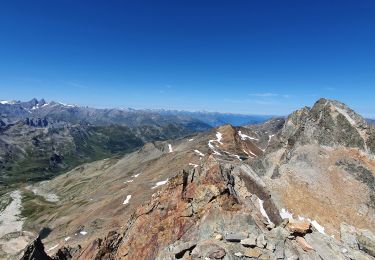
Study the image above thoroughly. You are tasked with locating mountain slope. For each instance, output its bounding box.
[2,98,374,259]
[0,99,214,193]
[250,98,375,236]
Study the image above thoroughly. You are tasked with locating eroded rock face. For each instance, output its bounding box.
[279,98,373,151]
[258,99,375,236]
[19,98,375,260]
[27,155,372,259]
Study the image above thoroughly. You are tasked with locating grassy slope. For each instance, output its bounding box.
[0,125,144,195]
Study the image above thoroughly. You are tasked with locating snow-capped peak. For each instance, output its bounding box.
[0,100,17,105]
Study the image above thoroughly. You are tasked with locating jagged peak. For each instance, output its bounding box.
[311,98,367,128]
[280,98,372,152]
[29,98,39,104]
[216,124,236,134]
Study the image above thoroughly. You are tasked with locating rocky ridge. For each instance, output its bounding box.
[27,156,374,259]
[15,98,375,259]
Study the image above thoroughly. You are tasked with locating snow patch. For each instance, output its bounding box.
[263,134,275,151]
[207,132,225,155]
[80,231,87,235]
[46,244,59,252]
[280,208,294,220]
[238,131,259,141]
[311,220,325,234]
[125,180,133,183]
[208,140,221,155]
[188,138,194,141]
[0,100,16,105]
[222,151,242,160]
[64,236,71,241]
[58,102,76,107]
[258,198,273,224]
[194,150,204,157]
[216,132,223,144]
[151,179,169,189]
[168,144,173,153]
[31,104,39,110]
[279,208,325,234]
[189,163,198,168]
[133,174,140,178]
[243,149,256,157]
[123,195,132,205]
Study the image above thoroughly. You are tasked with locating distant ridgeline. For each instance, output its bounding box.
[0,98,270,192]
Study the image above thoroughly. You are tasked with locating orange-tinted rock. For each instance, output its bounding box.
[244,248,262,258]
[287,219,311,234]
[296,236,314,251]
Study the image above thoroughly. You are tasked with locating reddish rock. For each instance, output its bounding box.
[287,219,311,234]
[296,236,314,251]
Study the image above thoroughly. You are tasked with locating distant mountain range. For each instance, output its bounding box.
[0,98,272,127]
[0,98,272,191]
[12,98,375,260]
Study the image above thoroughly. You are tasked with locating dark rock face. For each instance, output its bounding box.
[21,236,52,260]
[279,98,373,152]
[25,117,49,127]
[49,153,64,168]
[53,246,81,260]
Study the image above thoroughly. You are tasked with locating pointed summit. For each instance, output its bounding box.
[39,98,47,106]
[280,98,372,152]
[310,98,368,128]
[30,98,38,104]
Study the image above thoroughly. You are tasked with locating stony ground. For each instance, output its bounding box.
[5,98,375,259]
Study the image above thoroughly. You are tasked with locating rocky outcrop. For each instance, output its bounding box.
[279,98,374,152]
[17,98,375,260]
[21,236,52,260]
[25,155,373,259]
[257,99,375,236]
[287,219,311,234]
[25,117,49,127]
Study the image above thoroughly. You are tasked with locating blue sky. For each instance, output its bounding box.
[0,1,374,117]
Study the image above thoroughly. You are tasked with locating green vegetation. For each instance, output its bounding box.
[0,124,144,189]
[21,190,58,224]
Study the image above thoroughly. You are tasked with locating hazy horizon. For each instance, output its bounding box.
[5,97,375,119]
[1,1,375,117]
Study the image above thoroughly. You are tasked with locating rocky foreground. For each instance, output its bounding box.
[20,99,375,259]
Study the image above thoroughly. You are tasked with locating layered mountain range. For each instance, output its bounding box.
[0,98,374,259]
[0,99,268,127]
[0,99,270,195]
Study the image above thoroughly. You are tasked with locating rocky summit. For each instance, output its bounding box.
[0,98,374,259]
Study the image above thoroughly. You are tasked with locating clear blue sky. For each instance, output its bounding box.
[1,1,374,117]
